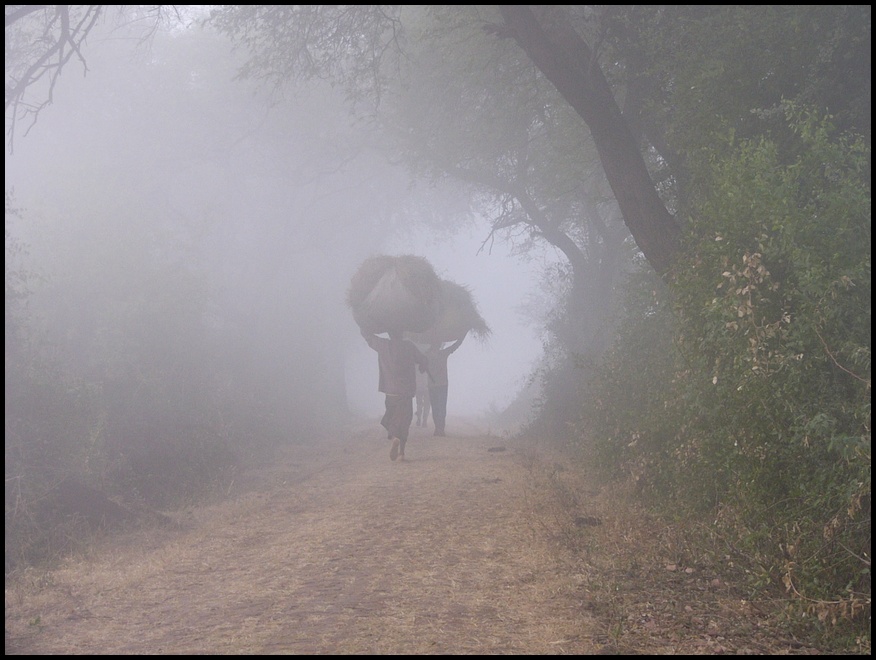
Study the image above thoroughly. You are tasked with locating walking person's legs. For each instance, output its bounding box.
[397,396,414,460]
[429,385,448,436]
[383,395,414,461]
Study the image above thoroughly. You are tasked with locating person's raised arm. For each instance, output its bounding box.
[415,347,428,372]
[361,328,379,350]
[447,332,466,355]
[416,348,435,383]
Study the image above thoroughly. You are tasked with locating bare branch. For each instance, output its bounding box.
[5,5,107,151]
[813,324,871,389]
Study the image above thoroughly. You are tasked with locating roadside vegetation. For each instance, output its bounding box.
[526,107,870,649]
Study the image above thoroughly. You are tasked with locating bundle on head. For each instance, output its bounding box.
[347,255,442,334]
[406,278,491,345]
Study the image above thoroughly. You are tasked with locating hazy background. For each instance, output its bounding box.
[5,16,555,441]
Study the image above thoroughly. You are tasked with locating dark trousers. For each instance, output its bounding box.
[381,395,414,450]
[429,384,448,432]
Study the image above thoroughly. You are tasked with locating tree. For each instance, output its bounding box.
[4,5,189,152]
[208,5,683,277]
[593,6,871,199]
[378,6,632,359]
[9,6,870,278]
[207,5,641,380]
[492,6,681,276]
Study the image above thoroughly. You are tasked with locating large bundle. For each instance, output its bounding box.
[347,254,442,334]
[407,278,491,345]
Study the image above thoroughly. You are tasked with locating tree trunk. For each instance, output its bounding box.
[497,5,681,276]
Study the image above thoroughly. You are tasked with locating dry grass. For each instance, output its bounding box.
[514,439,860,655]
[407,279,491,345]
[5,421,859,654]
[347,254,440,308]
[347,254,441,334]
[5,421,596,654]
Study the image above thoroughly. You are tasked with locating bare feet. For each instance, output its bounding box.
[398,453,405,462]
[390,438,400,461]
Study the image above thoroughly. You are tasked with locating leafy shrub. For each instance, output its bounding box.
[582,106,870,638]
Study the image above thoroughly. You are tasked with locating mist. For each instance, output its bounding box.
[7,8,870,646]
[5,16,549,459]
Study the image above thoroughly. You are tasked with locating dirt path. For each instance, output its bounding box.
[5,419,847,655]
[5,420,598,655]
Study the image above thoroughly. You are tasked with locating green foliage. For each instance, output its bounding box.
[580,107,870,639]
[677,107,870,627]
